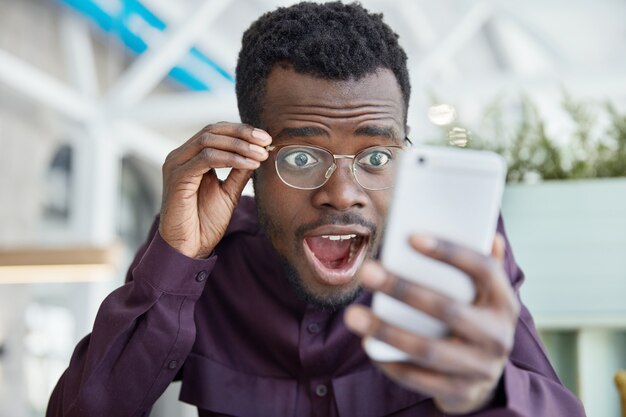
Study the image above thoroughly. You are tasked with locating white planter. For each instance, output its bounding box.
[501,177,626,329]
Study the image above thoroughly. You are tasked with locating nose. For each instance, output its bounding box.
[311,159,369,211]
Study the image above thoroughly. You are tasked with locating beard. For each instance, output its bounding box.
[253,189,379,312]
[276,253,364,312]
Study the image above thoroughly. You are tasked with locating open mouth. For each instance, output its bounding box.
[303,229,370,286]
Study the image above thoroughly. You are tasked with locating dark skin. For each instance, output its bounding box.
[159,65,520,414]
[253,66,403,306]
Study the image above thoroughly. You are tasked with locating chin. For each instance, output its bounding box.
[279,256,364,312]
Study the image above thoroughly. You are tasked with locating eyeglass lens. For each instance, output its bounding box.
[274,145,400,190]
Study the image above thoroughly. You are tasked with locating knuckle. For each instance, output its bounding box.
[204,121,227,132]
[162,152,177,173]
[462,253,497,287]
[404,369,424,390]
[370,318,388,341]
[236,123,246,134]
[485,256,499,272]
[388,276,410,301]
[200,147,215,160]
[480,256,500,278]
[438,299,461,323]
[198,133,212,147]
[384,363,413,389]
[489,334,511,357]
[434,240,455,263]
[165,149,177,161]
[410,339,437,365]
[405,283,425,303]
[203,122,217,132]
[236,123,251,136]
[474,360,500,381]
[231,136,248,153]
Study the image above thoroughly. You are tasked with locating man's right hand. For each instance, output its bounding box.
[159,122,272,258]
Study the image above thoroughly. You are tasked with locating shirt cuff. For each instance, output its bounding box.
[131,231,217,297]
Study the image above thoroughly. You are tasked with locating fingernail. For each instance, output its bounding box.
[249,144,268,158]
[411,235,438,251]
[345,308,371,333]
[361,262,386,288]
[245,158,261,168]
[252,128,272,143]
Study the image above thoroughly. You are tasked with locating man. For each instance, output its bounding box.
[47,2,585,416]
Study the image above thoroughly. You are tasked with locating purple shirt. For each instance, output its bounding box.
[47,196,585,417]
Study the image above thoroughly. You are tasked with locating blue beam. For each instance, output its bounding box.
[56,0,235,92]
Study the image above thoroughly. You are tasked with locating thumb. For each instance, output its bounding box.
[491,233,506,265]
[222,168,254,202]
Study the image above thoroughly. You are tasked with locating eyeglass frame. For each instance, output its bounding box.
[263,140,410,191]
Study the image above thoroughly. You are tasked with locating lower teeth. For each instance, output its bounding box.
[348,237,362,262]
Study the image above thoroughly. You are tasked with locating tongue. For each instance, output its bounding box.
[305,237,351,262]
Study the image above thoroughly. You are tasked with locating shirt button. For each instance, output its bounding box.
[195,270,208,282]
[307,323,321,334]
[167,360,179,369]
[315,384,328,397]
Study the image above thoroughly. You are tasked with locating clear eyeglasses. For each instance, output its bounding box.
[265,144,404,190]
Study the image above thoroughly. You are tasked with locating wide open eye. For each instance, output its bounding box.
[281,150,320,169]
[357,148,392,170]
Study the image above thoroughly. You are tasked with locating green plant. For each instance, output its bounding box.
[433,94,626,183]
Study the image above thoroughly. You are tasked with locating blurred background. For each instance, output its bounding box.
[0,0,625,416]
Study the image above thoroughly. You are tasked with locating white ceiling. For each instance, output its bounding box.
[137,0,626,136]
[2,0,625,163]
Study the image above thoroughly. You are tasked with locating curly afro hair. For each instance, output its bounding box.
[235,1,411,127]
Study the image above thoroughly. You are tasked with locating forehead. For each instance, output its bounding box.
[260,66,405,136]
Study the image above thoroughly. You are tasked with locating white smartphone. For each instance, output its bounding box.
[364,145,507,362]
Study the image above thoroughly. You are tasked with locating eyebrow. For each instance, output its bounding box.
[276,125,401,142]
[354,125,401,142]
[275,126,329,140]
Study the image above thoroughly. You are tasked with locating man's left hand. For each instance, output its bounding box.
[344,234,520,414]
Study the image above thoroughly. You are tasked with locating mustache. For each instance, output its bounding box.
[295,212,378,240]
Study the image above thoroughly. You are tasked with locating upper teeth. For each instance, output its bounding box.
[321,234,357,241]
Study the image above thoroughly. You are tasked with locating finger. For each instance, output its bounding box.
[173,132,270,168]
[222,168,254,202]
[409,235,511,305]
[378,362,493,414]
[491,233,505,266]
[195,133,269,161]
[356,261,516,350]
[345,306,502,379]
[206,122,272,146]
[484,233,518,313]
[357,261,461,326]
[376,361,470,405]
[166,123,272,167]
[173,148,260,180]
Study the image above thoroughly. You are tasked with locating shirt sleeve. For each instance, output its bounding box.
[467,217,586,416]
[46,217,217,417]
